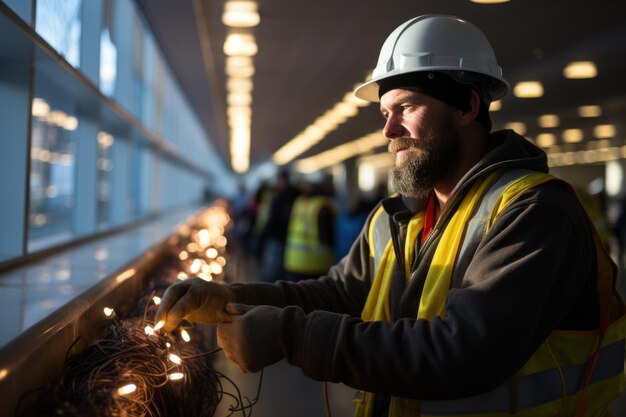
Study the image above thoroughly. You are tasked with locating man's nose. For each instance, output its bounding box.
[382,114,404,139]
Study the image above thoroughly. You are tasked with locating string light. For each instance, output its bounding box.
[181,328,191,342]
[117,383,137,396]
[20,201,252,417]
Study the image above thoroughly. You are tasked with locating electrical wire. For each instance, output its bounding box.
[15,204,261,417]
[323,381,333,417]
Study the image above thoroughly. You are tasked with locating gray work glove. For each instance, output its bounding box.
[217,303,304,373]
[155,277,234,331]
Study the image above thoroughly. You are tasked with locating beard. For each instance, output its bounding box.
[389,112,460,198]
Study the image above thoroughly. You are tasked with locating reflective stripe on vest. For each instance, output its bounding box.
[284,195,335,274]
[357,169,626,417]
[419,340,624,415]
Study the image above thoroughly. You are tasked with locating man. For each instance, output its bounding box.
[156,15,626,416]
[258,169,300,282]
[283,180,336,281]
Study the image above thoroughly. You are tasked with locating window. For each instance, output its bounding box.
[28,93,77,250]
[96,131,114,227]
[35,0,82,68]
[99,0,117,96]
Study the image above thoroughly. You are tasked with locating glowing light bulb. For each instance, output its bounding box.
[118,383,137,395]
[180,329,191,342]
[144,326,155,336]
[166,342,171,349]
[190,259,202,274]
[152,296,161,305]
[154,320,165,331]
[168,372,184,381]
[103,307,114,317]
[169,353,182,364]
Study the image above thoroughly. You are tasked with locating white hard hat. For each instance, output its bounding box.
[354,14,510,103]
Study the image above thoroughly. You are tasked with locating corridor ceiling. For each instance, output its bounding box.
[136,0,626,175]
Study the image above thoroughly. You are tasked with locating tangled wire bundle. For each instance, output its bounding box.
[22,300,259,417]
[19,202,261,417]
[52,319,220,417]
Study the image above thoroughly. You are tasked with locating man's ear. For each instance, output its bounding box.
[459,90,481,127]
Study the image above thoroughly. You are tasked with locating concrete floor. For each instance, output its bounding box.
[212,353,626,417]
[213,355,355,417]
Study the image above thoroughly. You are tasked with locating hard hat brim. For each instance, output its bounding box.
[355,68,509,103]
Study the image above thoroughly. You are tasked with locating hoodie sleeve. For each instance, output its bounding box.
[281,182,599,400]
[229,204,380,316]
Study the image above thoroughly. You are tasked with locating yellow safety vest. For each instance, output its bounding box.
[284,195,336,274]
[357,169,626,417]
[253,188,275,234]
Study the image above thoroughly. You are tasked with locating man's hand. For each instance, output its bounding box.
[155,277,234,331]
[217,303,286,373]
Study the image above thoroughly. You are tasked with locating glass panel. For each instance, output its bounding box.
[28,93,77,249]
[96,131,114,227]
[35,0,82,67]
[99,0,117,96]
[2,0,33,23]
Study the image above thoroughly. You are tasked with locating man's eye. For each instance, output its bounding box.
[381,112,389,120]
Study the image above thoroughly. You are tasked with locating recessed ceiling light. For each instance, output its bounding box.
[225,65,255,78]
[227,92,252,106]
[223,33,258,56]
[594,124,616,139]
[222,1,260,28]
[227,78,253,93]
[563,129,584,143]
[536,133,556,148]
[578,105,602,118]
[538,114,560,128]
[563,61,597,79]
[489,100,502,112]
[513,81,544,98]
[226,56,253,68]
[504,122,526,135]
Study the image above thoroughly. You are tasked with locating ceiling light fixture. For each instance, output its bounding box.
[295,131,387,174]
[223,33,258,56]
[504,122,526,135]
[513,81,544,98]
[222,1,260,28]
[538,114,560,128]
[536,133,556,148]
[578,105,602,118]
[594,124,616,139]
[227,78,254,93]
[562,129,583,143]
[489,100,502,112]
[227,92,252,106]
[563,61,597,79]
[273,80,371,166]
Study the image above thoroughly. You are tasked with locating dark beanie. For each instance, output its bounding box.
[377,72,492,131]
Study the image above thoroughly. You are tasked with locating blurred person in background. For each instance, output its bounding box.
[283,179,336,281]
[258,170,299,282]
